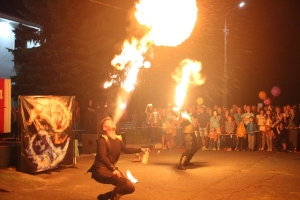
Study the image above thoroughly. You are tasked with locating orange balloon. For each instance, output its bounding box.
[197,97,203,105]
[258,91,267,100]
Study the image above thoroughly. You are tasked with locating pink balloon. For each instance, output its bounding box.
[264,98,272,106]
[271,86,281,97]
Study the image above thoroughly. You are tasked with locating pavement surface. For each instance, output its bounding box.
[1,147,300,200]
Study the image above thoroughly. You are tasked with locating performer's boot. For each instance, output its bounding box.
[97,191,113,200]
[177,155,187,170]
[111,193,122,200]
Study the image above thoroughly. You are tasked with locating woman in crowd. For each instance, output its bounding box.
[265,110,274,151]
[287,108,298,152]
[210,110,221,150]
[256,109,265,150]
[276,122,289,152]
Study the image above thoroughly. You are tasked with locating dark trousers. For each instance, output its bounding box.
[93,171,135,198]
[256,131,262,149]
[237,137,246,150]
[179,133,199,165]
[224,135,234,148]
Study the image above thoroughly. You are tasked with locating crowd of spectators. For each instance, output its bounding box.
[140,103,300,152]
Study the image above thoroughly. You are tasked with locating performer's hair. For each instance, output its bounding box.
[99,117,112,132]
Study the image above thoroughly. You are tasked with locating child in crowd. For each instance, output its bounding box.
[246,116,257,151]
[163,118,175,150]
[236,121,246,151]
[224,116,235,151]
[209,127,217,150]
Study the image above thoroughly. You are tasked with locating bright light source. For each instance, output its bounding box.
[120,103,127,110]
[239,2,245,8]
[0,22,13,37]
[143,61,151,69]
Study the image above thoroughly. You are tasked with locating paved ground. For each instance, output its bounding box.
[1,148,300,200]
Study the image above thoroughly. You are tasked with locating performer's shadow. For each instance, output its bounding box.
[152,161,209,169]
[184,162,209,169]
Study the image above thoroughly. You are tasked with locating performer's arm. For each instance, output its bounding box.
[120,140,144,154]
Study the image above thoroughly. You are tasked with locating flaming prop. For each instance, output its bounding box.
[127,170,138,183]
[104,0,198,122]
[173,59,205,109]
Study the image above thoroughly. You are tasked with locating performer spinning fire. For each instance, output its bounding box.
[177,111,199,170]
[87,117,147,200]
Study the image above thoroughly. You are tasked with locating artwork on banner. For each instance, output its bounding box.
[19,96,75,173]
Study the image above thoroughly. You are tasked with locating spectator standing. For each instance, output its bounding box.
[197,105,210,150]
[163,118,175,150]
[224,116,235,151]
[145,104,153,142]
[242,105,254,149]
[74,100,81,130]
[84,99,97,134]
[287,108,299,152]
[276,122,289,152]
[209,127,217,150]
[273,106,283,150]
[210,110,221,150]
[148,107,162,143]
[256,109,265,150]
[160,108,168,149]
[234,107,243,124]
[236,121,246,151]
[265,110,274,151]
[145,104,153,126]
[246,116,257,151]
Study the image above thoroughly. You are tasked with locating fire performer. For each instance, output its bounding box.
[177,111,199,170]
[87,117,147,200]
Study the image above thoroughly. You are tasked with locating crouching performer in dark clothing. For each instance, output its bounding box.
[87,117,147,200]
[177,112,199,170]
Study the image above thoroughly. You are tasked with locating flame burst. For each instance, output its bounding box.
[127,170,138,183]
[109,0,198,92]
[135,0,198,47]
[105,0,198,123]
[173,59,205,109]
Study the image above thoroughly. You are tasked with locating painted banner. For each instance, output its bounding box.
[0,78,11,133]
[19,95,75,173]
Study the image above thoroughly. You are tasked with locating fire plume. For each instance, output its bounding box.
[135,0,198,47]
[110,0,198,92]
[106,0,198,123]
[173,59,205,109]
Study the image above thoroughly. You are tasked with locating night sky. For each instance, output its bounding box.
[1,0,300,108]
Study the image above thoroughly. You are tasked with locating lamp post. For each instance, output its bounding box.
[223,2,245,108]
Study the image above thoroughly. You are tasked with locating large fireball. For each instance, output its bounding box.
[135,0,198,47]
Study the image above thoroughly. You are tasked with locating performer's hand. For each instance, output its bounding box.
[141,148,150,154]
[113,170,121,178]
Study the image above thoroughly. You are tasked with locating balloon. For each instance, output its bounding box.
[196,97,203,105]
[264,97,272,106]
[258,91,267,100]
[271,86,281,97]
